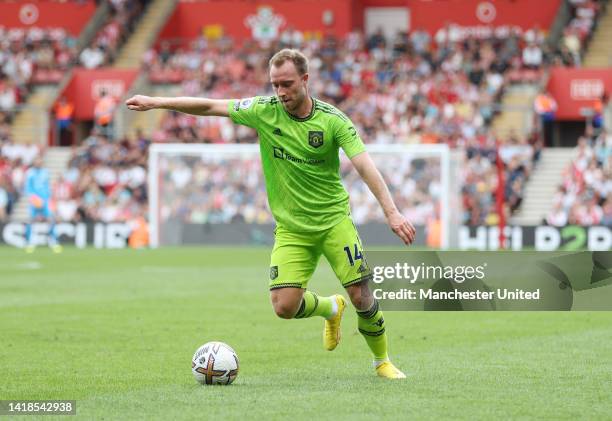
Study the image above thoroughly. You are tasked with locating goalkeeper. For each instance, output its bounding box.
[126,49,416,379]
[24,157,61,253]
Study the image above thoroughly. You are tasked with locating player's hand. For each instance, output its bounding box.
[125,95,158,111]
[386,210,416,246]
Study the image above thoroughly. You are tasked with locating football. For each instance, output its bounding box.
[191,341,239,385]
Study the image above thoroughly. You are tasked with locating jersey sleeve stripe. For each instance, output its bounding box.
[314,106,349,122]
[314,100,350,121]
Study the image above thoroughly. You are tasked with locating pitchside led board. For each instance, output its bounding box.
[367,251,612,311]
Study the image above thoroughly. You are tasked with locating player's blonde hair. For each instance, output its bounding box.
[269,49,309,75]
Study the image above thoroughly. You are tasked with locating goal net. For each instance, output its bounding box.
[148,143,459,248]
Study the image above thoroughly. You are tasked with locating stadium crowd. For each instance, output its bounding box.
[0,24,77,103]
[157,154,441,227]
[146,28,519,145]
[342,156,442,226]
[51,129,149,223]
[461,131,540,225]
[556,0,602,66]
[1,2,608,228]
[159,156,269,225]
[144,23,560,225]
[0,17,81,221]
[0,0,149,134]
[79,0,149,69]
[0,0,150,98]
[0,135,42,222]
[0,0,151,222]
[546,128,612,226]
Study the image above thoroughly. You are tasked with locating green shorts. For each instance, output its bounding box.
[269,216,373,290]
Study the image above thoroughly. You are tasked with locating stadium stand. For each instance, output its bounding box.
[155,154,441,226]
[0,25,77,89]
[546,127,611,226]
[2,0,608,230]
[0,135,42,222]
[559,0,601,66]
[42,2,609,227]
[79,0,149,69]
[53,129,148,223]
[143,26,551,225]
[1,0,154,221]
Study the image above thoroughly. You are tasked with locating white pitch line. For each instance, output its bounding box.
[14,261,43,270]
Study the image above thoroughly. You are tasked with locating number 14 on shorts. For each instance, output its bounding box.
[343,243,363,266]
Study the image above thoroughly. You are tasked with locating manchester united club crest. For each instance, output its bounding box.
[308,131,324,148]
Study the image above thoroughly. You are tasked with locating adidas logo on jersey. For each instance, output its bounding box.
[273,128,283,136]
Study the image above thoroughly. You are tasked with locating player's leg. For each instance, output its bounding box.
[269,227,337,321]
[43,204,62,253]
[344,280,387,361]
[345,281,405,378]
[270,287,304,319]
[25,205,39,253]
[322,216,405,378]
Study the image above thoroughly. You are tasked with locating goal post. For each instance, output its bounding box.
[148,143,458,249]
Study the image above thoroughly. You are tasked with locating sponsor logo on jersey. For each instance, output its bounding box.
[308,131,324,148]
[273,128,283,136]
[272,147,325,165]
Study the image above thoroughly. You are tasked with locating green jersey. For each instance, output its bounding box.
[228,96,366,232]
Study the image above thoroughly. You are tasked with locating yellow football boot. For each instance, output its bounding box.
[324,295,346,351]
[376,361,407,379]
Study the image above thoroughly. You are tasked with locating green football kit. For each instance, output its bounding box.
[227,96,391,370]
[227,96,373,290]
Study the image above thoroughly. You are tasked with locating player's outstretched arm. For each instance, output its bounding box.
[125,95,231,117]
[350,151,416,246]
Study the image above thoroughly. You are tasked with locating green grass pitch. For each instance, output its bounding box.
[1,247,611,420]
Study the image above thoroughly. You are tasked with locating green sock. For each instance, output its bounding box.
[357,299,389,362]
[294,291,334,319]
